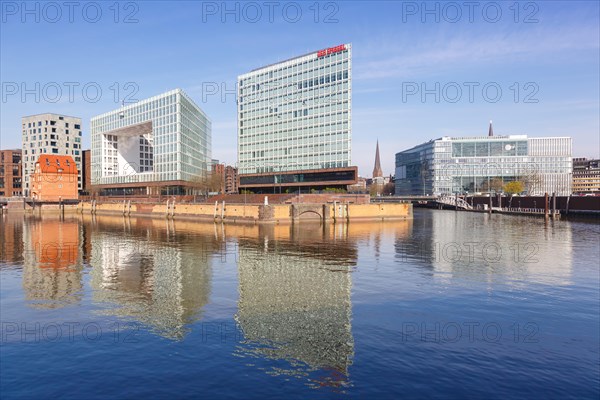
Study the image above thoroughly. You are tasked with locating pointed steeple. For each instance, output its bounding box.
[373,140,383,178]
[488,120,494,137]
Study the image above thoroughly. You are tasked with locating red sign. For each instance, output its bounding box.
[317,44,346,58]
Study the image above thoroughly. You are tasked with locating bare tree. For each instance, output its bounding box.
[521,171,544,195]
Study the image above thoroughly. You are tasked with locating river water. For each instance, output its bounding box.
[1,210,598,398]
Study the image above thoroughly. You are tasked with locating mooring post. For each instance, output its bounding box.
[455,193,458,211]
[332,201,337,223]
[552,192,557,219]
[544,192,549,219]
[488,195,492,214]
[345,202,350,223]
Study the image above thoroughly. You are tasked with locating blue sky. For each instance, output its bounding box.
[1,0,598,176]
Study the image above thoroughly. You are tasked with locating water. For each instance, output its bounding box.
[1,210,598,399]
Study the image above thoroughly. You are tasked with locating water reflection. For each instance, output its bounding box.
[0,214,25,264]
[21,215,84,309]
[395,210,573,285]
[234,223,356,389]
[85,215,215,340]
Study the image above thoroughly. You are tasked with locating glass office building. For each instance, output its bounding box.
[237,44,355,192]
[395,135,572,196]
[91,89,211,195]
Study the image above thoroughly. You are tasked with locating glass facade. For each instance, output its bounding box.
[91,89,211,189]
[237,44,352,174]
[395,136,572,196]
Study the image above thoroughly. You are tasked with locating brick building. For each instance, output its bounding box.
[0,149,22,197]
[82,149,91,194]
[30,155,79,201]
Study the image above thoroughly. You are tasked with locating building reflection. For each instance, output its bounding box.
[395,210,574,285]
[234,222,356,389]
[0,214,25,264]
[84,215,216,340]
[21,215,83,309]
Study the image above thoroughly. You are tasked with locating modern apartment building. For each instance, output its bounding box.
[237,44,356,193]
[90,89,211,196]
[572,158,600,194]
[395,127,572,196]
[0,149,22,197]
[21,113,83,196]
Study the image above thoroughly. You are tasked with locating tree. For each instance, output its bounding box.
[521,171,544,195]
[504,181,524,195]
[369,182,383,197]
[481,177,504,193]
[189,171,222,195]
[383,182,395,195]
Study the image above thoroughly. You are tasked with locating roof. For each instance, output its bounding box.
[21,113,82,120]
[34,154,78,174]
[241,43,352,76]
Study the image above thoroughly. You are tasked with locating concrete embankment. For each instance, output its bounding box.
[76,201,412,224]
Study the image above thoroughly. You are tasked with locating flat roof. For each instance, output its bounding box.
[240,43,351,78]
[22,113,81,120]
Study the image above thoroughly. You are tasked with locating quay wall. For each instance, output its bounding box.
[75,201,412,223]
[468,195,599,214]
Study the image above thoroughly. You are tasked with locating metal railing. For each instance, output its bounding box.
[437,195,473,210]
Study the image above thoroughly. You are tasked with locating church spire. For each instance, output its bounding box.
[373,140,383,178]
[488,120,494,137]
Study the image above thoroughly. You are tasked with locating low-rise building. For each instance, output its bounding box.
[30,155,78,201]
[395,124,572,196]
[0,149,22,197]
[572,158,600,194]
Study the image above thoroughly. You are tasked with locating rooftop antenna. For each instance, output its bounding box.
[119,99,125,119]
[488,120,494,137]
